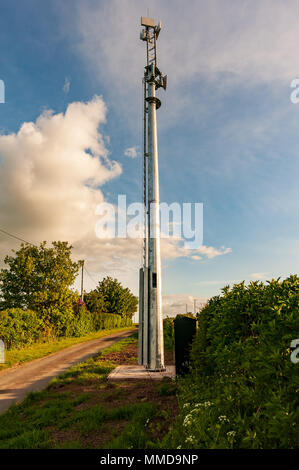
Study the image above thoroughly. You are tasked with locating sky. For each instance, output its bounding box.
[1,0,299,317]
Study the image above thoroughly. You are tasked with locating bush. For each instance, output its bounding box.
[0,309,44,349]
[34,289,78,338]
[176,313,197,320]
[162,276,299,449]
[0,241,79,312]
[163,317,174,351]
[0,305,133,350]
[0,242,135,349]
[83,290,105,314]
[92,312,132,330]
[95,277,138,319]
[69,304,94,337]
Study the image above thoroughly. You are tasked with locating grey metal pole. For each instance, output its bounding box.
[147,72,164,371]
[138,16,167,371]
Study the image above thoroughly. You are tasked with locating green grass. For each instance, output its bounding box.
[0,331,176,449]
[156,382,177,397]
[106,402,158,449]
[0,326,136,372]
[0,334,148,449]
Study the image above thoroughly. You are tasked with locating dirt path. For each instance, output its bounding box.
[0,329,137,415]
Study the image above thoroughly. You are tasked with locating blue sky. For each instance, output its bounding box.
[1,0,299,315]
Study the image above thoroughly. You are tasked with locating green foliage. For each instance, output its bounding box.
[0,335,139,449]
[92,312,132,330]
[156,382,177,397]
[0,241,80,338]
[176,313,197,320]
[0,243,134,350]
[0,241,79,311]
[68,305,94,337]
[95,277,138,319]
[163,317,174,351]
[0,309,44,348]
[83,290,105,314]
[163,276,299,449]
[0,327,134,371]
[107,403,158,449]
[0,307,132,350]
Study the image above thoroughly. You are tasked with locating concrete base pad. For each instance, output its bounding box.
[108,365,175,381]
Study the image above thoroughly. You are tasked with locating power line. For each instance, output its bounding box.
[0,227,38,247]
[0,226,99,289]
[84,266,98,288]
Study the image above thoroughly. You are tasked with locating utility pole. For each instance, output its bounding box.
[138,16,167,371]
[194,299,196,315]
[80,260,84,302]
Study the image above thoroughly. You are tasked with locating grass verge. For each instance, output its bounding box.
[0,327,136,372]
[0,333,177,449]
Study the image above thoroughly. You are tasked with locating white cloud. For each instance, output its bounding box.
[75,0,299,126]
[162,294,209,317]
[0,97,230,296]
[0,96,124,275]
[161,237,231,260]
[63,77,70,94]
[124,146,139,158]
[251,272,270,280]
[196,279,241,286]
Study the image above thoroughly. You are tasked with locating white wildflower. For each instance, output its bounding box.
[185,435,196,444]
[203,401,213,408]
[183,414,193,427]
[218,415,229,423]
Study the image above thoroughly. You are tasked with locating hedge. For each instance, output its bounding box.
[162,276,299,449]
[92,312,132,331]
[163,317,174,351]
[0,309,44,349]
[0,307,133,350]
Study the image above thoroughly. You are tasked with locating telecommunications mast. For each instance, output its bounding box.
[138,16,167,371]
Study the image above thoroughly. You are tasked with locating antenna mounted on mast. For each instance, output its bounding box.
[138,15,167,372]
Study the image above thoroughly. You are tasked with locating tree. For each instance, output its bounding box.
[0,242,80,334]
[83,290,105,314]
[95,277,138,319]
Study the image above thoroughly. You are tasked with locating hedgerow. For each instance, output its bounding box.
[0,309,44,348]
[0,306,132,350]
[163,317,174,351]
[92,312,132,331]
[162,275,299,449]
[0,242,135,350]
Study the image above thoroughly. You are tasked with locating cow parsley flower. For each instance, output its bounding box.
[183,414,193,427]
[185,435,196,444]
[218,415,229,423]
